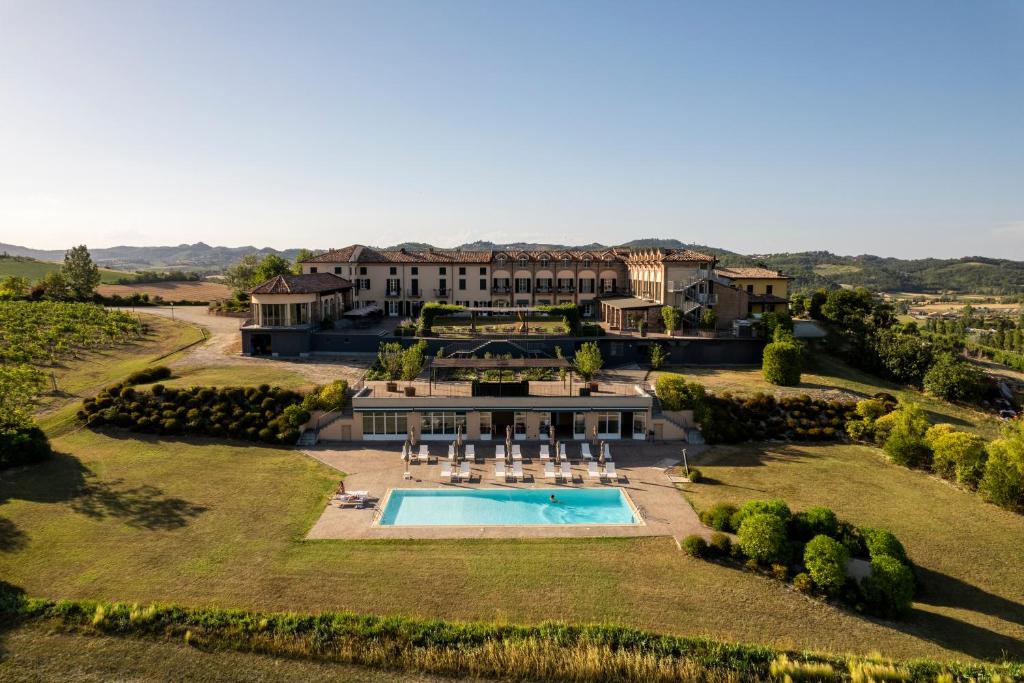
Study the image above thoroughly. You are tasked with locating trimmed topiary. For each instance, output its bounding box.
[699,502,738,532]
[803,535,849,595]
[762,339,803,386]
[730,499,791,531]
[737,513,788,564]
[860,527,908,563]
[682,535,709,558]
[708,532,731,557]
[862,555,915,618]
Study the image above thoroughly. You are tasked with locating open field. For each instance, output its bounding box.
[0,622,440,682]
[813,264,862,277]
[2,424,1022,662]
[655,354,1003,439]
[0,256,129,284]
[680,442,1024,662]
[97,280,232,302]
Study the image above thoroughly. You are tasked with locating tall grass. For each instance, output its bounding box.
[2,589,1020,683]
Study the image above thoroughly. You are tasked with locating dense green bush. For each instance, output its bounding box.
[803,535,849,595]
[979,422,1024,512]
[535,303,581,334]
[654,373,705,411]
[699,502,737,531]
[302,379,349,412]
[737,513,788,564]
[80,381,304,444]
[0,426,52,470]
[418,302,465,334]
[929,429,987,488]
[862,555,915,618]
[882,401,931,468]
[762,339,802,386]
[789,506,839,542]
[730,499,791,531]
[708,532,732,557]
[923,353,986,402]
[681,535,709,558]
[694,391,856,444]
[123,365,173,386]
[860,527,908,564]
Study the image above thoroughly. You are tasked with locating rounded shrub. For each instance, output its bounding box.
[862,555,915,618]
[682,535,709,558]
[708,532,732,557]
[737,513,788,564]
[730,499,791,531]
[792,572,814,594]
[860,527,908,563]
[762,339,803,386]
[699,502,738,532]
[803,535,849,595]
[790,506,838,542]
[687,468,703,483]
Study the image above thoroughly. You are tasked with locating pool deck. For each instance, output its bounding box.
[302,442,708,541]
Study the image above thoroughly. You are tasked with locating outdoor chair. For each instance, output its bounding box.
[494,460,506,481]
[539,444,550,461]
[581,443,592,460]
[560,461,572,482]
[587,461,601,479]
[458,461,471,482]
[544,461,556,480]
[512,461,524,481]
[440,462,452,480]
[603,462,618,482]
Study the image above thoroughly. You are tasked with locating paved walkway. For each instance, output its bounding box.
[303,442,707,541]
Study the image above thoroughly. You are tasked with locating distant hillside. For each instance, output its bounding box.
[0,255,131,284]
[0,242,304,274]
[3,240,1021,294]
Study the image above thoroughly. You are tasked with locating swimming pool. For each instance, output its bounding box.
[377,488,640,526]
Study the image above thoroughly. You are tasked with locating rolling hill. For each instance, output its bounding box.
[3,240,1021,295]
[0,255,132,284]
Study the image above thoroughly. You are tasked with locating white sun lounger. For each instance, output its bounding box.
[511,445,522,460]
[581,443,592,460]
[448,444,455,461]
[544,461,556,480]
[494,460,506,481]
[440,462,452,480]
[558,442,567,460]
[418,445,430,463]
[539,444,550,460]
[512,461,524,481]
[587,461,601,479]
[603,461,618,482]
[466,444,475,460]
[560,461,572,482]
[496,444,506,459]
[458,461,471,482]
[602,443,611,460]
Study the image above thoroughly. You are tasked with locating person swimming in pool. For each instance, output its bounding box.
[549,494,559,504]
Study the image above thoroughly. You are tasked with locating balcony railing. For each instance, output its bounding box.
[492,285,511,294]
[557,285,576,293]
[406,289,422,298]
[434,288,449,298]
[535,285,552,293]
[385,289,402,298]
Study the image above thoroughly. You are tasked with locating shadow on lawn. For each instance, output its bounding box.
[907,607,1024,661]
[915,565,1024,629]
[0,451,207,531]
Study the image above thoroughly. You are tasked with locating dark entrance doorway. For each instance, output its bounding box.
[252,334,272,356]
[553,412,574,439]
[491,411,514,439]
[621,411,634,439]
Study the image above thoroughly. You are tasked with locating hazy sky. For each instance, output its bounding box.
[1,1,1022,258]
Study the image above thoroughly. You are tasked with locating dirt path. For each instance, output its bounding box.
[124,306,372,386]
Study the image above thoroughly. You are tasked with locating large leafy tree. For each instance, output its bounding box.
[573,341,604,382]
[61,245,101,300]
[253,254,293,283]
[224,254,260,295]
[292,249,316,274]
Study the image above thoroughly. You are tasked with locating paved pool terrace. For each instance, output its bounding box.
[302,442,707,541]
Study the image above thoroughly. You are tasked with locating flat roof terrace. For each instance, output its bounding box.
[360,379,645,399]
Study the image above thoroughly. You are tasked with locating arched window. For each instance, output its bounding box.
[517,255,530,267]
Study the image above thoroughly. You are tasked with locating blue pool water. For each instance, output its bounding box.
[378,488,638,526]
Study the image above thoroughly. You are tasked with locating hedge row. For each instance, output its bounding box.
[691,500,916,619]
[79,381,305,444]
[694,391,860,444]
[0,584,1017,683]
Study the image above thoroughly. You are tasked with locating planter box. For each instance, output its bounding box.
[386,382,398,392]
[404,386,416,397]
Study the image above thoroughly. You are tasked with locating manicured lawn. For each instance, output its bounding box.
[155,363,315,392]
[656,354,1002,438]
[2,428,1022,662]
[682,442,1024,661]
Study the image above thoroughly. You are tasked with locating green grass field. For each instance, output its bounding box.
[655,354,1003,439]
[681,442,1024,662]
[4,314,1023,671]
[0,255,130,284]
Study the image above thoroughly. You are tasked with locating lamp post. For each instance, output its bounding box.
[169,302,175,321]
[681,448,689,478]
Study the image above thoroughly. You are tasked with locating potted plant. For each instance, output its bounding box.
[404,385,416,396]
[699,308,717,338]
[573,341,603,392]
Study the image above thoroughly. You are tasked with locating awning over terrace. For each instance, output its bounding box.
[598,296,662,310]
[343,304,383,317]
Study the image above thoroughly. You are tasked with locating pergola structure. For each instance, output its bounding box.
[444,306,557,335]
[598,297,662,331]
[427,356,575,394]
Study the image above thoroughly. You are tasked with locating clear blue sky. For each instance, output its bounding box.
[1,1,1022,258]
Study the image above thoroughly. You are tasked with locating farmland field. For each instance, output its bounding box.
[97,280,232,302]
[0,255,129,283]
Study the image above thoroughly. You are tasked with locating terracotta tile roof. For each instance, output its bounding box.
[662,249,716,262]
[300,246,360,263]
[301,244,625,264]
[716,266,791,280]
[250,273,352,295]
